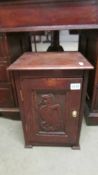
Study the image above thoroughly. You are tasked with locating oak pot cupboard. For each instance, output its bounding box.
[8,52,93,148]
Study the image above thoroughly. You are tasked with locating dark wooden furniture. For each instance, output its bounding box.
[8,52,93,148]
[0,0,98,32]
[0,0,98,125]
[79,31,98,125]
[0,32,31,117]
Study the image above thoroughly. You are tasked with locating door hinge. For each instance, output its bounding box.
[20,89,24,102]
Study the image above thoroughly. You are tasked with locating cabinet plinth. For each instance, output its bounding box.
[8,52,93,147]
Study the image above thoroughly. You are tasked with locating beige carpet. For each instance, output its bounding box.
[0,117,98,175]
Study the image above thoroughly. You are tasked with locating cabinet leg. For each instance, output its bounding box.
[85,103,98,125]
[71,145,80,150]
[25,144,33,148]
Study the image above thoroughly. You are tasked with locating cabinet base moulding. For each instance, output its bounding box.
[85,104,98,125]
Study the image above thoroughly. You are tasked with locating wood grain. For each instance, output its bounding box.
[8,52,94,71]
[0,1,98,32]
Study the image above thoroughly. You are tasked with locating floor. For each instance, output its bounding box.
[0,30,98,175]
[0,118,98,175]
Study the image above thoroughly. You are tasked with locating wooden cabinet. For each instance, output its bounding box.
[0,84,14,107]
[8,52,93,148]
[79,31,98,125]
[20,77,82,146]
[0,32,31,117]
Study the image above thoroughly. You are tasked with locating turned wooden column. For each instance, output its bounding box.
[47,31,64,52]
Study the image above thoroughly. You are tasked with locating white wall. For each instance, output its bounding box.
[31,30,79,52]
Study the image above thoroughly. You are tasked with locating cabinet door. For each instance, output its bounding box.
[0,63,8,82]
[0,34,8,60]
[0,84,15,107]
[21,78,82,146]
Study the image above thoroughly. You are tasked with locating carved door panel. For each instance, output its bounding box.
[21,78,82,145]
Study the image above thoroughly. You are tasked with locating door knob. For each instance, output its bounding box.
[72,110,78,118]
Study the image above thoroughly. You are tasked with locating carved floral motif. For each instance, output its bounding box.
[38,94,63,132]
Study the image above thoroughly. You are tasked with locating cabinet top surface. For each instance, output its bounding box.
[8,52,93,71]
